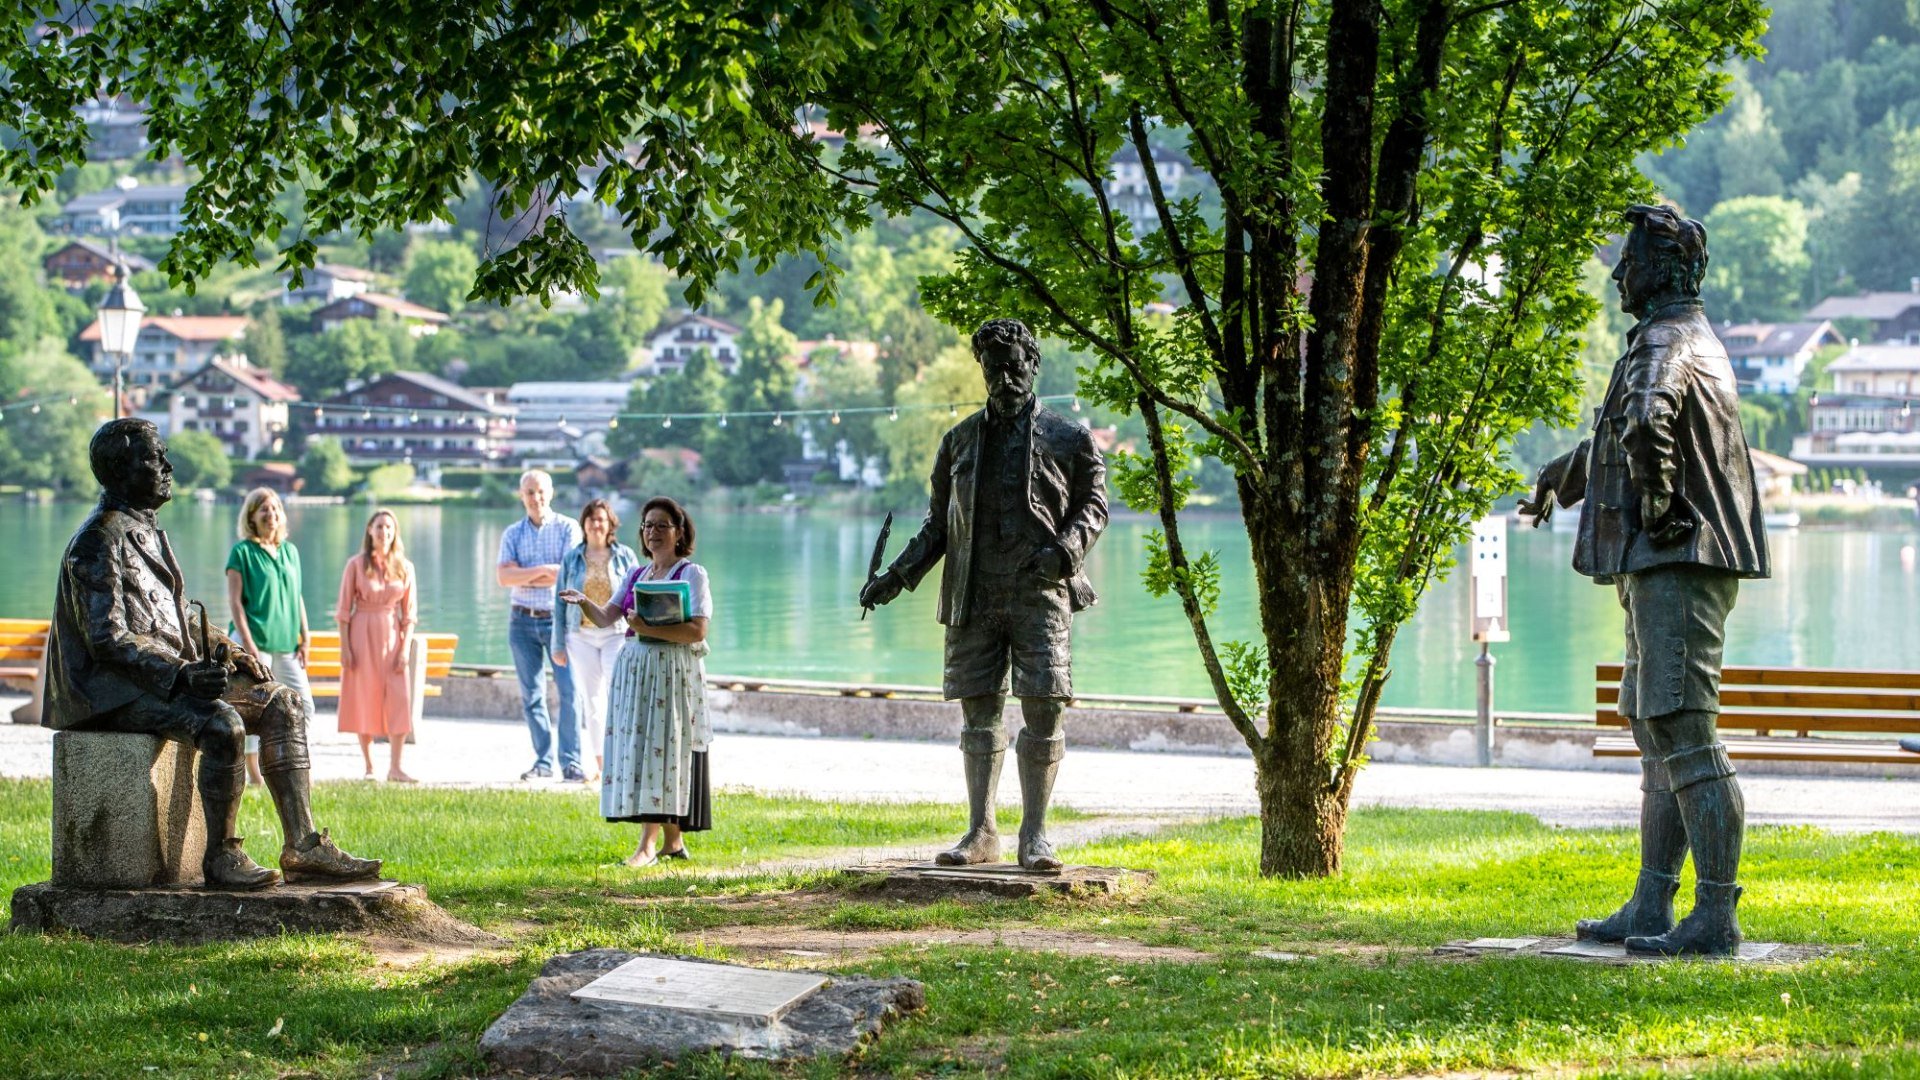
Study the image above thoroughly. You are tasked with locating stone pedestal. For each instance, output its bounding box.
[9,880,502,947]
[52,730,206,888]
[842,860,1153,900]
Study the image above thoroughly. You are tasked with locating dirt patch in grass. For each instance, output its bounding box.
[363,935,511,969]
[687,923,1212,963]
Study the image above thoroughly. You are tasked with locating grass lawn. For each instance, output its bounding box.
[0,778,1916,1078]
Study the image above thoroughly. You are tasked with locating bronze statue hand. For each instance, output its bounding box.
[859,569,904,609]
[1516,483,1554,528]
[231,645,269,682]
[179,660,230,701]
[1019,544,1068,580]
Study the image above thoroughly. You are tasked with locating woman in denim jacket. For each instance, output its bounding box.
[551,498,641,781]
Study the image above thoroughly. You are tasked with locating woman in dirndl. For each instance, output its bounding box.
[559,496,712,867]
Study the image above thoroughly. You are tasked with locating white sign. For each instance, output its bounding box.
[1470,514,1509,643]
[570,956,827,1025]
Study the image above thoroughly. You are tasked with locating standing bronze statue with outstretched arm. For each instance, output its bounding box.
[1519,205,1769,956]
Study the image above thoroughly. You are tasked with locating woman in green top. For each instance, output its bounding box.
[226,487,315,785]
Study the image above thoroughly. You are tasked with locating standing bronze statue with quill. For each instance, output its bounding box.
[859,319,1108,870]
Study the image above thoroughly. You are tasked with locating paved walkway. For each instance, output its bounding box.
[5,694,1919,832]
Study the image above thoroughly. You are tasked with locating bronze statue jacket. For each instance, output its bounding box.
[887,398,1109,626]
[44,496,222,728]
[1538,298,1770,584]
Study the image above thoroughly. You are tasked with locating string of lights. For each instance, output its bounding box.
[0,386,116,423]
[290,394,1085,428]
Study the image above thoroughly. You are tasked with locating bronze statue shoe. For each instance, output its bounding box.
[1576,868,1679,942]
[1017,830,1062,872]
[933,827,1001,866]
[203,837,281,890]
[280,828,382,884]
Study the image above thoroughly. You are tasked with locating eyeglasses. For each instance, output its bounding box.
[640,521,677,532]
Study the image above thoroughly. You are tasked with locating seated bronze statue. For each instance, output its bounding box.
[44,418,380,889]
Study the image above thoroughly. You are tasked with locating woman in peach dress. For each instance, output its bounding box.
[336,509,418,781]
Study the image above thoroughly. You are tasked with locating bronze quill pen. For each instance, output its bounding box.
[860,511,893,621]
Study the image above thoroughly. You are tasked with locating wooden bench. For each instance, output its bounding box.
[3,619,457,729]
[1595,662,1920,765]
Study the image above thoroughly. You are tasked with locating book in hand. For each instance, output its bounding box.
[629,580,693,626]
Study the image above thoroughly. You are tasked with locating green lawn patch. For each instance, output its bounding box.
[0,779,1915,1079]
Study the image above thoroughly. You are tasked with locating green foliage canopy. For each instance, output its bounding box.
[163,429,232,490]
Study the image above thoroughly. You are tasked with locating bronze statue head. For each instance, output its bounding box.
[972,318,1040,416]
[1614,204,1708,317]
[89,418,173,510]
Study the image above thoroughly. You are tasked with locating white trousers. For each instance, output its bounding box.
[566,624,627,763]
[245,651,315,756]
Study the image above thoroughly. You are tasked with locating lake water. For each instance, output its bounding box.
[4,501,1915,715]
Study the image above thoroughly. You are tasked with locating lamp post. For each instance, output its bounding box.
[97,259,146,419]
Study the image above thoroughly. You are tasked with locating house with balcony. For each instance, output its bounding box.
[55,181,191,236]
[1105,143,1198,235]
[78,313,251,408]
[642,312,741,374]
[1713,320,1843,394]
[42,239,154,291]
[1792,344,1920,468]
[282,263,378,307]
[1807,284,1920,345]
[312,292,451,336]
[311,371,515,467]
[507,381,632,461]
[137,357,300,460]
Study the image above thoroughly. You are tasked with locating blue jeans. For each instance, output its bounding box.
[509,610,579,772]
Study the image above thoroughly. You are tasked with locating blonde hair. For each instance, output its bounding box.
[236,488,288,545]
[360,509,411,582]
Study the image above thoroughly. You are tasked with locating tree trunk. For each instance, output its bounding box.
[1254,739,1347,877]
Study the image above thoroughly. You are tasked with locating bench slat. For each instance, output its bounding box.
[1595,735,1920,765]
[1596,709,1920,735]
[1598,685,1920,712]
[1597,663,1920,691]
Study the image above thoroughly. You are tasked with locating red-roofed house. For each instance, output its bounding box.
[311,371,515,466]
[313,292,452,336]
[78,313,251,407]
[137,357,301,459]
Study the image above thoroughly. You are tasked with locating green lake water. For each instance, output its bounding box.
[3,501,1915,715]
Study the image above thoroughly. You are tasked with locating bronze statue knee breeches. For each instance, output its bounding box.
[227,684,312,776]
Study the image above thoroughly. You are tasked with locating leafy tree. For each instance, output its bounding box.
[285,317,414,397]
[878,343,984,500]
[1,0,1767,876]
[802,342,886,474]
[402,238,480,315]
[1701,196,1812,322]
[1832,120,1920,291]
[595,255,671,359]
[164,429,232,490]
[242,305,289,376]
[0,338,105,491]
[296,436,353,495]
[608,347,726,458]
[876,305,962,402]
[705,299,800,486]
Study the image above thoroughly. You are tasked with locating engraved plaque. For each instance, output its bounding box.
[1463,937,1541,951]
[570,957,827,1025]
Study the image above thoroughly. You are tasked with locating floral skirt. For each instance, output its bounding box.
[602,637,710,825]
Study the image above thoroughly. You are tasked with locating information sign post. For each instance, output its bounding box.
[1470,515,1511,766]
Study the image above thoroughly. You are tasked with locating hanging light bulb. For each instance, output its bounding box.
[314,406,326,421]
[830,411,841,425]
[772,413,784,427]
[0,410,6,422]
[1904,400,1913,419]
[1071,397,1081,413]
[30,404,40,414]
[889,406,899,421]
[409,410,419,422]
[718,414,728,428]
[607,416,619,429]
[949,402,957,417]
[662,416,672,429]
[361,408,372,420]
[68,395,77,405]
[1809,392,1820,407]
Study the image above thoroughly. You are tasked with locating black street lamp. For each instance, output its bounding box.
[97,259,147,419]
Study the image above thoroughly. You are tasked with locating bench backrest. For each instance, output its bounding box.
[0,618,50,663]
[306,631,458,681]
[1596,662,1920,737]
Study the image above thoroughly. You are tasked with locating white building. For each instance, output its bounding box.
[1105,144,1195,235]
[507,381,632,461]
[642,312,741,374]
[78,313,251,407]
[137,358,300,460]
[281,264,378,306]
[55,180,191,236]
[1714,320,1844,395]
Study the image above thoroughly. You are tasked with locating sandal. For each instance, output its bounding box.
[387,772,418,784]
[660,847,691,861]
[622,851,658,868]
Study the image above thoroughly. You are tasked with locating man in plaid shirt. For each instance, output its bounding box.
[497,469,585,781]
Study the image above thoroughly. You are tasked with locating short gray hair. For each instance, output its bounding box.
[517,468,553,491]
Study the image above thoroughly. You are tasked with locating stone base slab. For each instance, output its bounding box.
[8,879,501,947]
[842,860,1153,900]
[1438,935,1829,964]
[480,949,923,1073]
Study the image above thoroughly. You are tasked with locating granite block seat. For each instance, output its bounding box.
[50,729,207,888]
